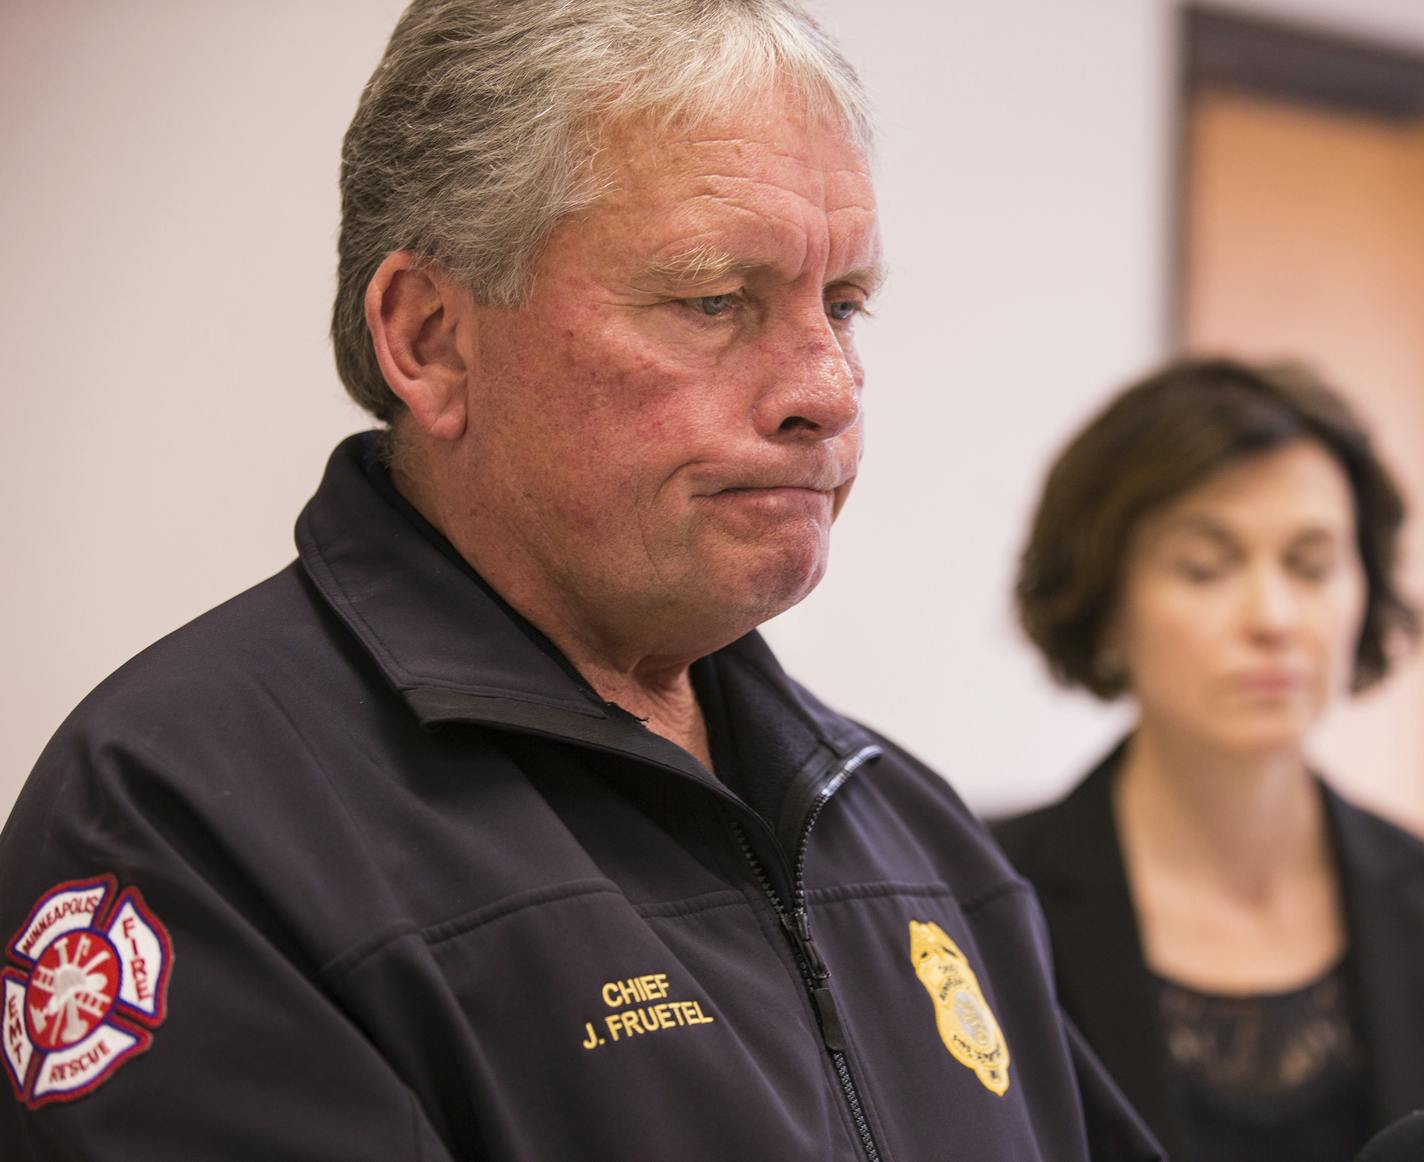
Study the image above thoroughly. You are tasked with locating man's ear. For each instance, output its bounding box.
[365,252,476,441]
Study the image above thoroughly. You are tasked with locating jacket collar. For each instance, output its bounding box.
[294,433,872,778]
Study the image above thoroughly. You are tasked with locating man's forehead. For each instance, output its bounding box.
[584,105,878,279]
[612,136,872,202]
[596,88,872,191]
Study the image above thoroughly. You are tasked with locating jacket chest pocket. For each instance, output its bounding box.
[342,885,867,1162]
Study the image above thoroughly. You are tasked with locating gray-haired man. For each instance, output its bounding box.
[0,3,1161,1158]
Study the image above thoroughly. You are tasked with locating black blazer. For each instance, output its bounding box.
[993,742,1424,1160]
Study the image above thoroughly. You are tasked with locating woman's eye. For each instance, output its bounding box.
[1175,560,1225,583]
[1289,556,1335,582]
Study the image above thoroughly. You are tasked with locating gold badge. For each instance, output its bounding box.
[909,920,1011,1096]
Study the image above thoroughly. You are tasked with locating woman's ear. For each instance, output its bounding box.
[365,252,476,441]
[1095,616,1129,692]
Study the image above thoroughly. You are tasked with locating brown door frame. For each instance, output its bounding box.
[1170,5,1424,347]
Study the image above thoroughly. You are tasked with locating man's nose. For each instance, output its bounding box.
[751,315,861,441]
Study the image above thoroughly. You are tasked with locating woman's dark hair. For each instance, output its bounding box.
[1016,356,1419,698]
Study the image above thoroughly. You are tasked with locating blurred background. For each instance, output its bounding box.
[2,0,1421,826]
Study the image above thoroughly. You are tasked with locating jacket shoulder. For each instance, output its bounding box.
[4,562,381,866]
[990,744,1126,890]
[990,789,1104,891]
[855,723,976,814]
[40,562,358,756]
[849,722,1036,895]
[1327,782,1424,886]
[990,800,1066,869]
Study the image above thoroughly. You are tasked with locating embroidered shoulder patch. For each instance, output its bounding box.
[909,919,1011,1096]
[3,875,174,1108]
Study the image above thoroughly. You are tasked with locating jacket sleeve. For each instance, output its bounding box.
[0,730,462,1162]
[1064,1013,1168,1162]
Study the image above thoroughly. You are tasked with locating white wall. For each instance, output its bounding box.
[5,0,1424,822]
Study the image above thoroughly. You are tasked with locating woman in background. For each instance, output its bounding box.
[994,358,1422,1162]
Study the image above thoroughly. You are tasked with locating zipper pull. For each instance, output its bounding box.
[810,984,847,1053]
[784,911,846,1052]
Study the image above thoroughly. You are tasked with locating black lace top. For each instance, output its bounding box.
[1155,959,1370,1162]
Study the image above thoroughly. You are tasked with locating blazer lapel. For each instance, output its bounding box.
[1326,786,1424,1130]
[1028,747,1184,1158]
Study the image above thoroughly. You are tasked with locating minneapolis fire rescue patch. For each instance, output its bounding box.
[2,875,173,1108]
[909,919,1011,1096]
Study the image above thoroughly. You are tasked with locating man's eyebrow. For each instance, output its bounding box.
[636,245,761,288]
[635,246,887,295]
[834,263,888,296]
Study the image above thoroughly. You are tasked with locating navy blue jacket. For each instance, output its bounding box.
[0,434,1162,1160]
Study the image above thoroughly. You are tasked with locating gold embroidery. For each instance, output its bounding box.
[909,920,1011,1096]
[580,971,715,1051]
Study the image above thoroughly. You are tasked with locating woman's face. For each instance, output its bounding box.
[1113,439,1367,757]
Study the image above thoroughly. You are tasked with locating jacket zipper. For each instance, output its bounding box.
[731,744,883,1162]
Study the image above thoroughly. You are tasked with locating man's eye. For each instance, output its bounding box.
[827,299,861,322]
[693,294,736,316]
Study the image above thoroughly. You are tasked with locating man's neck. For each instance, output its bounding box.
[578,660,713,770]
[390,449,717,769]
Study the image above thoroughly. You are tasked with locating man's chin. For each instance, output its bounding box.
[717,547,829,623]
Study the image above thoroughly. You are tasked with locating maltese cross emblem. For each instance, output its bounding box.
[3,875,174,1108]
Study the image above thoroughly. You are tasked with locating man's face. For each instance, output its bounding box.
[455,94,881,657]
